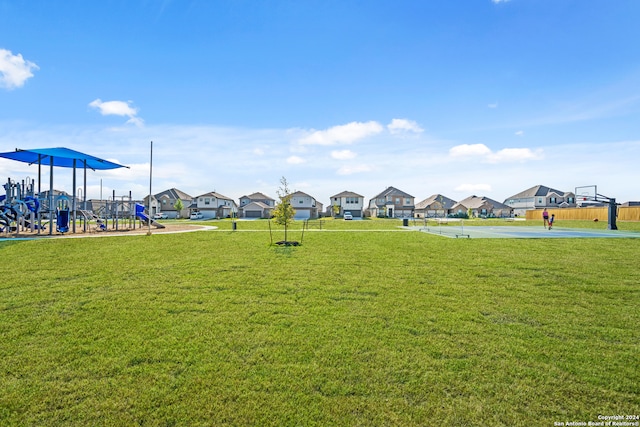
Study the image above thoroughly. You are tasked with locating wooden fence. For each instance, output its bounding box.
[525,207,640,222]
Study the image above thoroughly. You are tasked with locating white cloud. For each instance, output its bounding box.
[89,99,144,126]
[454,183,492,193]
[336,164,373,175]
[515,130,524,136]
[487,103,498,109]
[487,148,543,163]
[449,143,492,157]
[299,121,383,145]
[491,0,511,3]
[387,118,423,134]
[286,155,306,165]
[449,143,542,163]
[331,150,357,160]
[0,49,39,90]
[253,148,265,156]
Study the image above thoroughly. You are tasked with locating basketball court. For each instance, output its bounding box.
[414,224,640,239]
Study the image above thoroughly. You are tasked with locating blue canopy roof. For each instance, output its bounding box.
[0,147,128,170]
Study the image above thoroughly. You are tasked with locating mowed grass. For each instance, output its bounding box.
[1,222,638,426]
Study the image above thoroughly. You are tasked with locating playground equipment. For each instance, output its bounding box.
[56,195,70,234]
[0,147,129,236]
[0,175,158,237]
[1,177,42,235]
[135,203,166,229]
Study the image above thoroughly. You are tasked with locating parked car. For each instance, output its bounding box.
[153,213,168,219]
[343,212,353,220]
[190,211,203,220]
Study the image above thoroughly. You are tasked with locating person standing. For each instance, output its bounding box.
[548,214,555,230]
[542,208,549,229]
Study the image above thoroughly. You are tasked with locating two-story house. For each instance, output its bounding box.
[504,185,576,217]
[190,191,238,219]
[367,186,415,218]
[290,191,320,219]
[414,194,457,218]
[452,195,513,218]
[148,188,193,219]
[329,191,364,218]
[238,192,275,218]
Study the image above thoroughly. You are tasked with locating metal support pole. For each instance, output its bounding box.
[72,159,77,233]
[49,156,54,235]
[608,199,618,230]
[148,141,153,235]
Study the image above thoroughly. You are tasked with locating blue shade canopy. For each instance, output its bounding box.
[0,147,128,170]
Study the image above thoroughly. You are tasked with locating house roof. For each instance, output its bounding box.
[240,192,275,201]
[506,185,571,200]
[195,191,234,201]
[290,191,315,200]
[243,201,272,210]
[330,190,364,198]
[371,186,414,200]
[154,188,193,201]
[415,194,457,210]
[453,195,511,210]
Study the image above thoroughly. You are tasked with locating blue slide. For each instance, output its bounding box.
[56,207,70,233]
[135,204,166,229]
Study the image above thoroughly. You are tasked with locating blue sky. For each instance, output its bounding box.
[1,0,639,205]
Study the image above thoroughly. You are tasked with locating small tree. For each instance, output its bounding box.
[272,177,296,244]
[174,199,184,218]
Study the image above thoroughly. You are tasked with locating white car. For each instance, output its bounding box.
[190,211,204,220]
[153,213,168,219]
[343,212,353,220]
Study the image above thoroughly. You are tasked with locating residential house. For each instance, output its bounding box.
[414,194,457,218]
[190,192,238,219]
[329,191,364,218]
[146,188,193,219]
[290,191,320,219]
[367,186,415,218]
[238,192,275,218]
[504,185,576,217]
[452,195,513,218]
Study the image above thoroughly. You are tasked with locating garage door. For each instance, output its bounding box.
[294,210,311,219]
[245,210,262,218]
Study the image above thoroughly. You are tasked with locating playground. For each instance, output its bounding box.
[0,147,167,238]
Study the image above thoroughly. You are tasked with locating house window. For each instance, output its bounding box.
[568,197,575,203]
[550,197,557,204]
[538,197,543,204]
[395,198,400,204]
[405,198,411,205]
[204,198,210,205]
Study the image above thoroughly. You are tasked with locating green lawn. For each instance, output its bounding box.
[1,221,638,426]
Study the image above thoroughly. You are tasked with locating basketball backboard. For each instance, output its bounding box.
[575,185,597,202]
